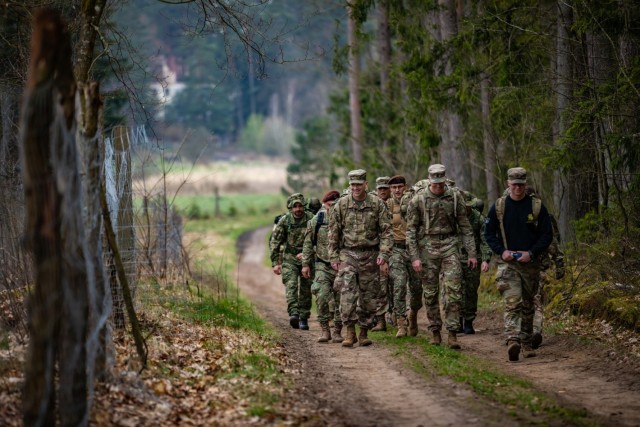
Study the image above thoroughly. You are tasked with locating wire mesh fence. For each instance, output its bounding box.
[0,124,190,341]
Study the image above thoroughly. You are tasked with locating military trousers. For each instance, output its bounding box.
[312,261,341,325]
[373,274,389,317]
[495,259,540,344]
[337,249,379,327]
[533,268,552,335]
[282,261,313,320]
[389,245,421,318]
[420,237,463,332]
[460,255,481,321]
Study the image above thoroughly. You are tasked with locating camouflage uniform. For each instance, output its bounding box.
[406,165,476,336]
[533,213,564,343]
[484,167,553,361]
[370,176,391,330]
[387,192,422,320]
[459,199,492,324]
[270,195,314,322]
[302,206,341,327]
[328,171,393,331]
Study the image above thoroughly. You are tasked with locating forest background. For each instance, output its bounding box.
[0,0,639,425]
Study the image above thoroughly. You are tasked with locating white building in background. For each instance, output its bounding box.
[150,55,185,119]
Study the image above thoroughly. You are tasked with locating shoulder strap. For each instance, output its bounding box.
[453,189,457,219]
[422,193,430,232]
[532,197,542,223]
[496,196,508,250]
[312,211,324,246]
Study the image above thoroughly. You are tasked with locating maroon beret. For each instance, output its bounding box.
[321,190,341,203]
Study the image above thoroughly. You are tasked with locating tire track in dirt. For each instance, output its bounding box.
[237,227,520,427]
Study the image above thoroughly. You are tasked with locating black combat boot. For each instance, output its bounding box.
[463,319,475,334]
[289,314,299,329]
[299,318,309,330]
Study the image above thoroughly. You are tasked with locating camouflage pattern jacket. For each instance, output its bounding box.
[269,210,314,266]
[328,193,393,263]
[301,206,331,266]
[406,187,476,261]
[460,208,492,262]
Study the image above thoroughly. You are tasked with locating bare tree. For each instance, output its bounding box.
[347,1,363,164]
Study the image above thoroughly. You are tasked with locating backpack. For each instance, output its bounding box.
[312,210,325,246]
[495,195,541,250]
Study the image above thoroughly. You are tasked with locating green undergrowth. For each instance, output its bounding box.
[376,333,597,426]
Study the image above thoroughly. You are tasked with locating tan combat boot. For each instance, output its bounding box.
[395,316,407,338]
[358,326,372,346]
[431,329,442,345]
[408,310,418,337]
[371,316,387,332]
[332,323,344,343]
[317,322,331,343]
[342,324,358,347]
[448,331,461,350]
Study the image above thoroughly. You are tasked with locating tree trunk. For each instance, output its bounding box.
[481,73,499,202]
[437,0,469,189]
[378,0,391,97]
[347,1,363,164]
[21,10,91,427]
[553,0,574,241]
[77,81,112,381]
[74,0,107,83]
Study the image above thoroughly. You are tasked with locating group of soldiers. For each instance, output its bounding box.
[269,164,563,362]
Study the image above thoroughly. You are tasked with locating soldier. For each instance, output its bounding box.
[270,193,315,330]
[328,169,393,348]
[386,175,422,337]
[406,164,477,349]
[371,176,392,332]
[306,197,322,215]
[458,194,493,334]
[525,186,565,349]
[301,190,343,343]
[484,167,553,361]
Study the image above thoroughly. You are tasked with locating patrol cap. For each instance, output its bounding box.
[321,190,341,203]
[375,176,391,189]
[348,169,367,184]
[507,167,527,184]
[388,175,406,185]
[287,193,305,209]
[427,164,446,184]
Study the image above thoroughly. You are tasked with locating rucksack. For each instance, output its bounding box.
[495,195,541,250]
[312,210,325,246]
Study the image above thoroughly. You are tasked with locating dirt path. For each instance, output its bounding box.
[237,227,640,427]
